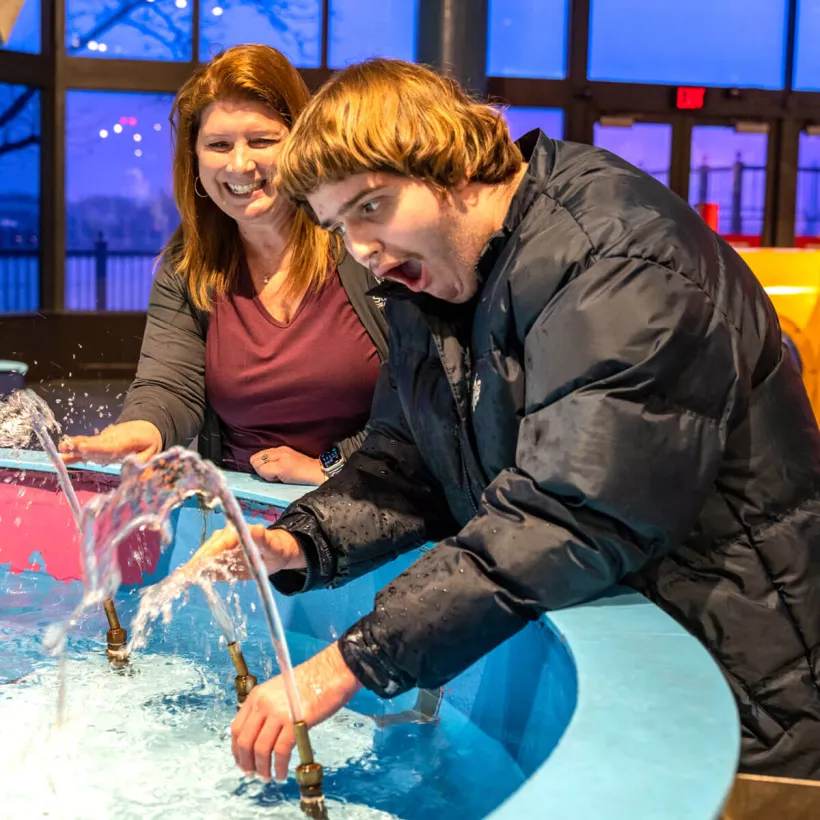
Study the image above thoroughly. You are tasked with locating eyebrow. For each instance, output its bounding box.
[201,129,282,139]
[319,184,388,230]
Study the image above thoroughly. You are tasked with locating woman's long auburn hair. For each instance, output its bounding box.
[166,44,339,311]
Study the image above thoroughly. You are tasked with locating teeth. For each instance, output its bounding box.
[226,180,264,195]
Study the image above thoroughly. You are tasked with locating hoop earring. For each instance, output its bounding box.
[194,177,209,199]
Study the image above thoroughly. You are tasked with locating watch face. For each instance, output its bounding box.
[320,447,342,469]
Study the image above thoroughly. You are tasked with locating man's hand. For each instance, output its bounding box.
[250,446,325,486]
[232,642,363,781]
[182,523,306,583]
[59,420,163,465]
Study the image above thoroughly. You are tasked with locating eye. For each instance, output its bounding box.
[331,223,347,237]
[206,141,230,151]
[249,138,276,148]
[361,199,380,215]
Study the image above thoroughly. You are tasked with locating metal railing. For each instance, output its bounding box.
[66,238,159,311]
[0,249,39,313]
[0,237,159,313]
[690,157,767,237]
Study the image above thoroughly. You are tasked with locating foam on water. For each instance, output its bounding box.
[0,652,392,820]
[0,569,528,820]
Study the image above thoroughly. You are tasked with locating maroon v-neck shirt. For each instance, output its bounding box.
[205,266,380,472]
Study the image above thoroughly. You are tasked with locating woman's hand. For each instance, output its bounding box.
[181,523,305,583]
[231,642,362,781]
[59,420,163,465]
[250,446,325,485]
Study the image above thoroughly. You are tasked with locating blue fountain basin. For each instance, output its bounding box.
[0,450,740,818]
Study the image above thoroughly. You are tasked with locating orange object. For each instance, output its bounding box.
[738,248,820,424]
[698,203,720,232]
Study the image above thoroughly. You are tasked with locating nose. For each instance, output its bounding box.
[344,225,382,268]
[226,144,256,175]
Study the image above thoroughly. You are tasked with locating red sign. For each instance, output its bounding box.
[676,86,706,110]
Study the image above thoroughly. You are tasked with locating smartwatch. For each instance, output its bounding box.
[319,445,346,478]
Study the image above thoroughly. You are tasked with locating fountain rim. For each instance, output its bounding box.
[0,360,28,375]
[0,448,741,820]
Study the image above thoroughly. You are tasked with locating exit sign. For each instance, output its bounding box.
[676,86,706,110]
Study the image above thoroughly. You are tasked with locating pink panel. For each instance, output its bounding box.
[0,468,161,585]
[0,467,281,585]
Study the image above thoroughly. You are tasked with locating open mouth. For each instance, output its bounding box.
[377,259,425,290]
[224,180,265,196]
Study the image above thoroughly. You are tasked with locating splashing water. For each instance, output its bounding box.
[0,390,82,531]
[44,446,304,726]
[199,578,237,645]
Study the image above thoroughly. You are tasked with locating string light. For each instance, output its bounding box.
[99,129,109,138]
[113,124,123,134]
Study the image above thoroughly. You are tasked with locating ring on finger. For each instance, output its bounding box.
[261,453,269,463]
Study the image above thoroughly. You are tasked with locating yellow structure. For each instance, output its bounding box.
[738,248,820,424]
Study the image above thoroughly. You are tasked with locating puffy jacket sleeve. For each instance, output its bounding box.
[271,360,458,594]
[117,259,207,447]
[337,257,745,697]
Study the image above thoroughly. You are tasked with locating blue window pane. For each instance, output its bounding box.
[1,0,40,53]
[796,134,820,240]
[594,122,672,187]
[795,1,820,91]
[689,126,768,239]
[488,0,568,79]
[502,107,564,141]
[201,0,320,67]
[0,84,39,313]
[329,0,417,68]
[66,0,191,60]
[66,92,177,311]
[589,0,789,89]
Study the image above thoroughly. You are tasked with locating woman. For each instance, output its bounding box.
[61,45,387,485]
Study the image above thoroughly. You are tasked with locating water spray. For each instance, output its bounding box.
[78,448,328,815]
[0,390,128,667]
[198,578,259,708]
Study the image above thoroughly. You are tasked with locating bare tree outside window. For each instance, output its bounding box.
[64,0,321,65]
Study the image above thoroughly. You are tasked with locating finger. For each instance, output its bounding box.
[234,707,266,774]
[253,462,282,482]
[254,720,283,782]
[273,723,296,782]
[249,449,276,467]
[231,695,252,757]
[134,446,157,464]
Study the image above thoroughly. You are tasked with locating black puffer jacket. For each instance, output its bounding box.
[274,131,820,778]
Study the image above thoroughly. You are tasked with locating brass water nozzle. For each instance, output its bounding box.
[294,720,328,819]
[103,599,128,666]
[227,641,257,707]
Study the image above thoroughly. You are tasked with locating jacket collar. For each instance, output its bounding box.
[474,129,554,282]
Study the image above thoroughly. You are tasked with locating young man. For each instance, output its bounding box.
[189,59,820,784]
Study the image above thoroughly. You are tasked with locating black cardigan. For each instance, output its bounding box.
[118,252,389,467]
